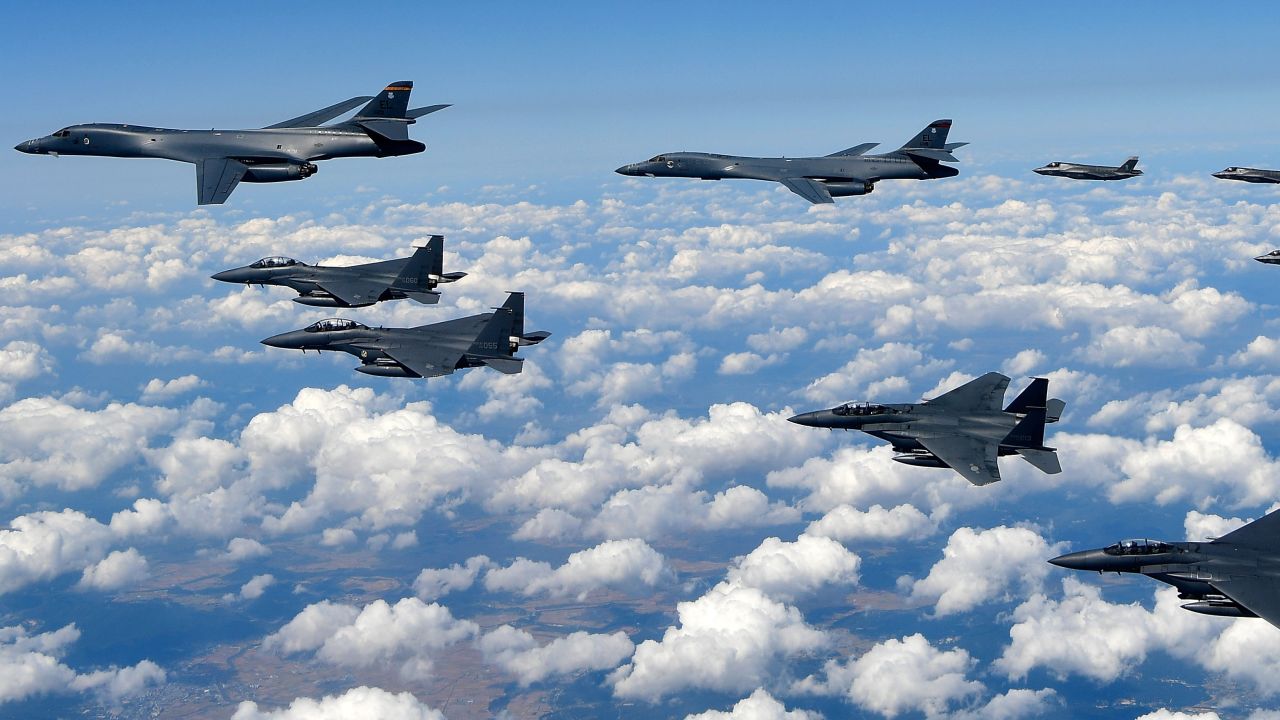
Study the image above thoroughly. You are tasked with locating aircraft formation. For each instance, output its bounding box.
[15,82,1280,640]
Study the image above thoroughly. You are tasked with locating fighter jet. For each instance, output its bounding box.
[14,81,447,205]
[1256,250,1280,265]
[1034,157,1142,181]
[788,372,1065,485]
[615,120,966,204]
[1213,166,1280,184]
[261,292,550,379]
[1050,509,1280,630]
[211,235,465,308]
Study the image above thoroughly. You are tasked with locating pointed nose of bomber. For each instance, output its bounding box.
[616,163,639,176]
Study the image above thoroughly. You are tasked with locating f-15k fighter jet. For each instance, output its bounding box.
[1034,157,1142,181]
[1051,509,1280,630]
[15,81,447,204]
[789,372,1065,486]
[615,120,965,204]
[261,292,550,379]
[212,235,465,307]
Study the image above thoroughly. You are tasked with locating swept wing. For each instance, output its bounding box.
[916,435,1002,486]
[925,372,1010,412]
[264,96,374,129]
[779,177,834,204]
[197,158,247,205]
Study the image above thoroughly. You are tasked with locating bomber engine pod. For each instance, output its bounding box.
[241,162,317,183]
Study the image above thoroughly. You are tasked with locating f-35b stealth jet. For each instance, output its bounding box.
[1034,157,1142,181]
[261,292,550,379]
[788,372,1065,485]
[1050,509,1280,629]
[1213,166,1280,184]
[212,235,465,308]
[14,81,447,205]
[615,120,965,204]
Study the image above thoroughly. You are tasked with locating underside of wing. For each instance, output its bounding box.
[1211,576,1280,628]
[264,96,374,129]
[925,372,1010,412]
[382,344,461,379]
[197,158,248,205]
[779,177,834,204]
[917,435,1002,486]
[314,278,389,306]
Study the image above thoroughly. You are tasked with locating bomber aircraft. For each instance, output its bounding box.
[212,235,465,307]
[615,120,966,204]
[261,292,550,379]
[788,372,1064,486]
[1213,166,1280,184]
[1050,509,1280,630]
[1034,156,1142,181]
[15,81,447,205]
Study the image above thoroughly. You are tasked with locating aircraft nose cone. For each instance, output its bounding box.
[788,411,824,427]
[1032,167,1050,175]
[616,164,638,176]
[14,140,37,154]
[210,269,247,283]
[1048,549,1108,571]
[261,330,307,349]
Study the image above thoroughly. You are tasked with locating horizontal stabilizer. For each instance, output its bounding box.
[404,291,442,305]
[904,148,960,163]
[1046,398,1066,423]
[943,142,969,151]
[484,357,524,375]
[358,119,411,141]
[826,142,880,158]
[1016,448,1061,475]
[265,96,373,129]
[407,104,451,119]
[519,331,552,346]
[439,272,468,283]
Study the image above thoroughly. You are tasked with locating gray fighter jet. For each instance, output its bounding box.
[1213,166,1280,184]
[788,372,1065,485]
[261,292,550,379]
[1255,250,1280,265]
[1050,509,1280,629]
[615,120,965,204]
[14,81,447,205]
[1034,157,1142,181]
[211,235,465,308]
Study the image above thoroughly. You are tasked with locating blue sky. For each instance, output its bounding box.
[5,4,1280,720]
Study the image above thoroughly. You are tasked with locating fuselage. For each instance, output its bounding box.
[787,402,1020,453]
[14,122,422,164]
[616,151,955,187]
[211,258,436,307]
[261,317,501,377]
[1033,162,1141,181]
[1214,167,1280,184]
[1050,540,1276,618]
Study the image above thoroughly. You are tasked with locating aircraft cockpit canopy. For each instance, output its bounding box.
[304,318,367,333]
[1266,250,1280,257]
[250,256,299,268]
[1225,167,1239,172]
[1046,162,1061,167]
[1103,539,1172,556]
[52,128,72,138]
[648,156,666,163]
[832,402,893,417]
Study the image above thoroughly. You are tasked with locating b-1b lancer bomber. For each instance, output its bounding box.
[1050,509,1280,630]
[1213,166,1280,184]
[615,120,966,204]
[789,372,1065,486]
[261,292,550,379]
[14,81,448,205]
[212,235,465,307]
[1034,156,1142,181]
